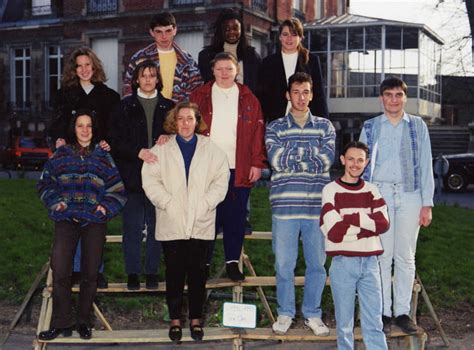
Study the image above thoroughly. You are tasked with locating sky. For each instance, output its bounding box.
[350,0,472,76]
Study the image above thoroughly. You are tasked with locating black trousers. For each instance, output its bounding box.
[50,220,106,328]
[162,239,209,320]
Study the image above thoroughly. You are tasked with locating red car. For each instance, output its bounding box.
[1,136,52,170]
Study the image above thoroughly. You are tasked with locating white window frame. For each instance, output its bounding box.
[10,47,31,109]
[45,45,63,106]
[32,0,52,16]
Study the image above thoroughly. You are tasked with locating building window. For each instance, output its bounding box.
[293,0,305,11]
[315,0,325,19]
[174,32,204,63]
[252,0,267,12]
[11,48,31,109]
[88,0,117,14]
[32,0,52,16]
[169,0,204,6]
[45,46,63,107]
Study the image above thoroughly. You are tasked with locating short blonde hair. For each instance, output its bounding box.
[163,101,208,134]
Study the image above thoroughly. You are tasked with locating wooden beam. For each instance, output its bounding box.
[104,231,274,243]
[38,327,239,344]
[37,326,426,344]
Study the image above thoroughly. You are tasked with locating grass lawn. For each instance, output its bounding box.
[0,179,472,324]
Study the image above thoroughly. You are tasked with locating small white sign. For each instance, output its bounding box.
[222,302,257,329]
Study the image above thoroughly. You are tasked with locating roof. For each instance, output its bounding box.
[304,13,444,45]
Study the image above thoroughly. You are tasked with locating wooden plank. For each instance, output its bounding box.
[38,326,426,344]
[38,327,239,344]
[239,326,426,341]
[242,254,275,324]
[93,302,112,331]
[0,261,49,347]
[57,276,313,293]
[104,231,273,243]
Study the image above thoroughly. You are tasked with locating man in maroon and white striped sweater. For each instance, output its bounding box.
[320,141,389,350]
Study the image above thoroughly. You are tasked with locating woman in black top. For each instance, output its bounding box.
[260,18,328,122]
[49,47,120,147]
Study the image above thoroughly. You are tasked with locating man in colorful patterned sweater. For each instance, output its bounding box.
[359,76,434,334]
[320,141,390,350]
[123,12,202,100]
[265,72,335,336]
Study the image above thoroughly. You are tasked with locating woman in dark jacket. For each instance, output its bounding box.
[49,47,120,146]
[49,47,120,287]
[260,18,328,122]
[198,8,260,94]
[108,60,174,290]
[37,110,126,341]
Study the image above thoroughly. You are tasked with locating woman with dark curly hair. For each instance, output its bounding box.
[37,110,126,341]
[48,47,120,147]
[198,8,260,94]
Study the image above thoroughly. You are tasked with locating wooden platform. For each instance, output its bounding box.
[35,326,427,345]
[33,230,430,350]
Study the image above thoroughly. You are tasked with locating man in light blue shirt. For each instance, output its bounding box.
[360,76,434,335]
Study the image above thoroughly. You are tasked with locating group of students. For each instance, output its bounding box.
[35,8,435,350]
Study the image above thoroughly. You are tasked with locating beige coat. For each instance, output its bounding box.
[142,134,229,241]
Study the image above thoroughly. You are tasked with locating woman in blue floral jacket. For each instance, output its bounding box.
[37,110,126,341]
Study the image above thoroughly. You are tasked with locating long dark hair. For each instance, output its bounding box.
[66,109,100,149]
[279,18,309,65]
[207,8,249,61]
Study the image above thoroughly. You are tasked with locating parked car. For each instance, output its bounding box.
[442,153,474,192]
[1,136,52,170]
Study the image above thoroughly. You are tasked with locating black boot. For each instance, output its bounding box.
[38,327,73,340]
[226,262,245,281]
[127,274,140,290]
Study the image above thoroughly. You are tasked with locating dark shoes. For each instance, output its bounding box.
[127,274,140,290]
[168,325,182,343]
[226,262,245,281]
[97,273,108,289]
[77,324,92,339]
[190,324,204,341]
[145,274,159,290]
[382,315,392,334]
[395,314,418,334]
[38,326,73,340]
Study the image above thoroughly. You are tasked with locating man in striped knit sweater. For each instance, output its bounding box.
[320,141,390,350]
[266,72,335,336]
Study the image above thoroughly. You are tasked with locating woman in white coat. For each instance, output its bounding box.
[142,101,229,343]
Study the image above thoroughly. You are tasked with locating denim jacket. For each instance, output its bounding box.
[360,113,434,207]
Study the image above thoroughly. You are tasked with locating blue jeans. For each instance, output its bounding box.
[374,182,422,317]
[330,255,387,350]
[122,193,161,275]
[73,239,104,273]
[272,215,326,318]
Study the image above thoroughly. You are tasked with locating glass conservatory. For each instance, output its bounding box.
[304,14,444,122]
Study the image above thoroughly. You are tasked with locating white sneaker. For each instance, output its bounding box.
[304,317,330,336]
[272,315,293,334]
